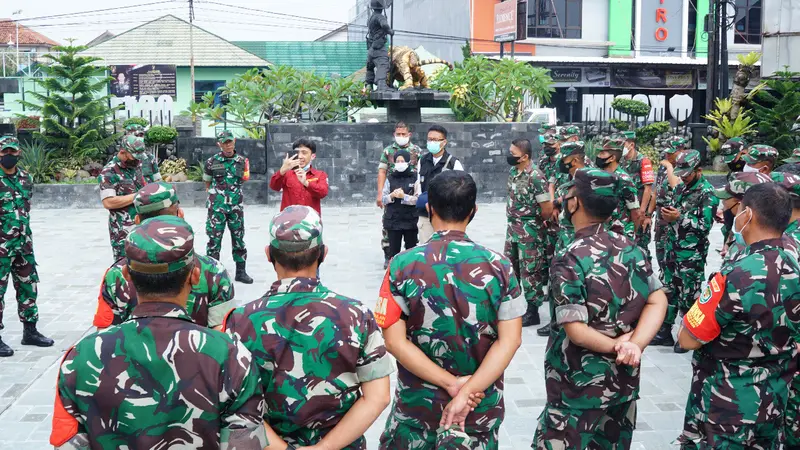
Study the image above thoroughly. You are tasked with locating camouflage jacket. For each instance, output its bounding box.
[622,152,654,202]
[97,156,147,225]
[375,230,525,433]
[553,180,574,257]
[506,163,551,244]
[665,175,719,263]
[140,152,162,184]
[608,166,640,239]
[786,220,800,248]
[547,223,658,410]
[223,278,394,443]
[0,168,34,257]
[538,154,570,188]
[93,254,235,329]
[52,302,268,450]
[378,142,421,172]
[203,152,247,208]
[653,164,673,209]
[682,236,800,425]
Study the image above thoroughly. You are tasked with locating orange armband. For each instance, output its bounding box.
[243,158,250,181]
[641,158,655,184]
[50,348,79,447]
[375,269,403,329]
[683,272,726,342]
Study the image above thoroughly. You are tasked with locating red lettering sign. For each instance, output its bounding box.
[655,27,669,41]
[656,8,667,23]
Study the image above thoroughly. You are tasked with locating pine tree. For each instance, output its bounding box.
[20,44,120,160]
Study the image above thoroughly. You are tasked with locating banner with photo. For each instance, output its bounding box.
[110,65,177,98]
[612,67,695,89]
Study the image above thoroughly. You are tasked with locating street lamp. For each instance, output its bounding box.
[566,85,578,124]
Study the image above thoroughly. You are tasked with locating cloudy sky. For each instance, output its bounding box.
[1,0,358,46]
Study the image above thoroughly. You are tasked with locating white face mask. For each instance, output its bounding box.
[395,136,410,147]
[394,162,409,172]
[743,164,760,173]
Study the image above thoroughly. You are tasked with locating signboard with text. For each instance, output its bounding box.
[612,67,694,89]
[548,67,612,87]
[494,1,518,42]
[110,65,177,99]
[639,0,684,56]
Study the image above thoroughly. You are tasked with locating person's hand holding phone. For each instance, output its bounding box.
[280,153,300,175]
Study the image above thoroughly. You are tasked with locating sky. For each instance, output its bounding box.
[1,0,358,46]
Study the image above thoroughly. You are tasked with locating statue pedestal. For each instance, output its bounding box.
[369,89,451,123]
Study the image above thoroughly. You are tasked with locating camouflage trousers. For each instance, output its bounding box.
[661,258,705,326]
[282,427,365,450]
[637,222,653,261]
[206,205,247,263]
[107,213,135,260]
[504,238,548,308]
[382,228,390,259]
[379,414,499,450]
[533,401,637,450]
[0,253,40,327]
[654,218,668,273]
[677,419,782,449]
[785,366,800,449]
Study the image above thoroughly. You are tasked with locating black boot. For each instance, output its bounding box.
[674,341,689,354]
[21,323,54,348]
[235,262,254,284]
[0,336,13,357]
[650,324,675,347]
[521,306,541,327]
[536,323,551,337]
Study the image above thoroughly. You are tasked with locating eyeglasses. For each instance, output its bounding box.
[428,137,446,142]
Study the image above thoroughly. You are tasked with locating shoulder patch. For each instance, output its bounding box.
[374,268,402,329]
[683,272,726,342]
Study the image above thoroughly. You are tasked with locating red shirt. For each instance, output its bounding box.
[269,167,329,215]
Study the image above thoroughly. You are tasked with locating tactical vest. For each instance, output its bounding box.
[419,151,457,193]
[383,171,418,231]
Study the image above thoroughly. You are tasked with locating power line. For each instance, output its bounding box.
[10,1,175,24]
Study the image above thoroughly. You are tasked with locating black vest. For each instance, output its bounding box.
[419,151,457,194]
[383,171,418,230]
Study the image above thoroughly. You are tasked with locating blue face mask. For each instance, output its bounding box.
[732,208,751,247]
[539,135,546,144]
[303,163,311,171]
[427,141,441,154]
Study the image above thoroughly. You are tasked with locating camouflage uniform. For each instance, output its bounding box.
[660,150,719,326]
[379,142,421,258]
[534,168,660,450]
[97,135,147,260]
[0,137,39,327]
[224,206,394,448]
[537,138,566,292]
[93,182,234,329]
[375,229,526,449]
[552,142,585,257]
[620,133,655,256]
[784,147,800,164]
[504,162,551,309]
[653,141,684,271]
[678,234,800,449]
[203,131,249,263]
[50,216,268,450]
[714,172,775,266]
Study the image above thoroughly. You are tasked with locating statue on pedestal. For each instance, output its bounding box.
[365,0,394,92]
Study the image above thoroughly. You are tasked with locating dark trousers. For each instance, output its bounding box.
[387,229,418,259]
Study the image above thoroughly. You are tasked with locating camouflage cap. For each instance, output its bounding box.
[542,136,558,148]
[0,135,19,151]
[559,141,585,157]
[719,137,747,163]
[602,138,625,151]
[134,182,179,215]
[668,136,687,149]
[538,124,556,134]
[125,216,195,274]
[562,125,581,137]
[714,172,773,199]
[620,131,636,141]
[270,205,323,252]
[673,149,702,177]
[555,133,569,142]
[122,135,147,159]
[783,148,800,164]
[568,167,618,198]
[770,172,800,198]
[125,123,144,132]
[216,130,235,143]
[741,144,779,165]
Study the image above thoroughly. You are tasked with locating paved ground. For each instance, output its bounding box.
[0,204,724,449]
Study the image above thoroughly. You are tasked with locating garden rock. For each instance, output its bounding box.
[76,170,92,181]
[712,156,728,172]
[169,172,188,183]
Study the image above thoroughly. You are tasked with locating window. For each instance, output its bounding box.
[527,0,582,39]
[734,0,761,44]
[194,80,225,104]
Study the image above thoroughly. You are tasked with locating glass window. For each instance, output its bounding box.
[195,80,225,104]
[733,0,761,44]
[528,0,582,39]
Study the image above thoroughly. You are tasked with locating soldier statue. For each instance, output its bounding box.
[365,0,394,92]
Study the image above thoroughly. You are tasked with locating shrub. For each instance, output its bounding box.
[15,116,40,130]
[19,139,59,183]
[187,163,205,182]
[638,144,659,162]
[636,122,671,145]
[611,98,651,120]
[123,117,149,128]
[145,126,178,146]
[609,119,629,131]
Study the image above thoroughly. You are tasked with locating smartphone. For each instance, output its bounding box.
[289,150,299,159]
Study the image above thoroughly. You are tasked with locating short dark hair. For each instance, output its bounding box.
[293,138,317,154]
[128,264,193,298]
[428,171,477,222]
[605,149,623,162]
[395,121,409,131]
[428,124,448,139]
[575,184,619,220]
[793,197,800,211]
[511,138,532,157]
[138,204,180,221]
[269,245,324,271]
[742,183,792,233]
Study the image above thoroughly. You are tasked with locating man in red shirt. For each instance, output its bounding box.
[269,138,329,214]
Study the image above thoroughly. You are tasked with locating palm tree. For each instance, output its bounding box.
[729,52,761,120]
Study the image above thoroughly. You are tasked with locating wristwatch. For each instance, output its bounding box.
[286,445,297,450]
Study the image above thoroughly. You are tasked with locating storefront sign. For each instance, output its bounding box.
[612,67,695,89]
[548,67,611,87]
[639,0,684,56]
[494,1,518,42]
[582,93,694,122]
[549,68,582,83]
[110,65,177,98]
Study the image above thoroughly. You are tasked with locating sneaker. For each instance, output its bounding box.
[521,307,541,327]
[650,324,675,347]
[536,323,550,337]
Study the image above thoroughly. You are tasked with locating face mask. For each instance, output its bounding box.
[506,155,521,166]
[0,154,19,170]
[539,135,545,144]
[543,146,557,156]
[743,164,760,173]
[427,141,441,154]
[302,163,311,171]
[395,136,410,147]
[723,206,737,233]
[733,208,751,246]
[395,162,409,172]
[727,159,746,173]
[595,156,611,169]
[622,147,631,158]
[558,159,572,174]
[124,157,140,168]
[564,197,578,224]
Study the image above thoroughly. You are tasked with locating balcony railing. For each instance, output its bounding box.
[0,50,63,78]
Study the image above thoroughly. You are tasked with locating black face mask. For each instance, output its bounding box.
[558,159,572,174]
[723,206,737,232]
[124,158,141,168]
[564,197,578,224]
[543,146,557,156]
[506,155,521,166]
[0,154,19,170]
[595,156,611,169]
[727,159,746,173]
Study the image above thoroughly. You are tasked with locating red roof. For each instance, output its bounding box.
[0,20,59,47]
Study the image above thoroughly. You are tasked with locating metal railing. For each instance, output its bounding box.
[0,50,62,78]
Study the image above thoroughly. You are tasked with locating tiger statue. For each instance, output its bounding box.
[389,46,454,90]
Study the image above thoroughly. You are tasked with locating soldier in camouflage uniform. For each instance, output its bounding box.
[224,205,394,449]
[677,183,800,450]
[782,147,800,171]
[0,136,54,357]
[377,122,422,267]
[123,124,161,183]
[98,134,148,260]
[561,125,581,142]
[50,216,268,450]
[537,135,567,317]
[504,139,553,328]
[741,144,779,175]
[534,168,666,450]
[203,130,253,284]
[595,138,641,240]
[652,138,685,273]
[717,138,747,257]
[713,172,774,266]
[376,171,524,449]
[620,131,655,256]
[653,150,719,353]
[93,182,234,330]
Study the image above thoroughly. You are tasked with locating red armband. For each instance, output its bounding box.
[50,348,79,447]
[683,272,726,342]
[641,158,655,184]
[92,269,114,329]
[243,158,250,181]
[375,268,403,329]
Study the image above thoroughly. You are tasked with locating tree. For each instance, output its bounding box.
[750,70,800,157]
[611,98,651,128]
[431,56,554,122]
[728,52,761,120]
[19,45,120,161]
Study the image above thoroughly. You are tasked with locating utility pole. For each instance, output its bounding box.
[12,10,21,76]
[705,1,718,115]
[719,0,730,99]
[189,0,195,104]
[388,0,394,86]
